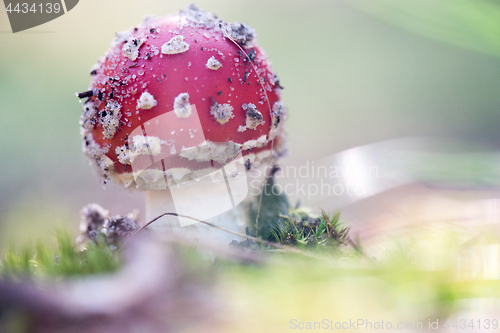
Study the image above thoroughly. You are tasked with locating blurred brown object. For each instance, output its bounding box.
[0,237,222,333]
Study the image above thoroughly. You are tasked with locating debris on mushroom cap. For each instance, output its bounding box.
[116,145,132,165]
[100,101,122,139]
[272,101,284,118]
[173,93,192,118]
[131,135,162,157]
[269,101,286,140]
[243,103,264,130]
[80,103,97,130]
[242,134,268,150]
[137,91,157,109]
[179,140,241,163]
[181,4,218,28]
[78,5,287,189]
[123,37,145,61]
[115,135,163,165]
[161,35,190,54]
[206,56,222,70]
[210,102,234,124]
[227,22,256,49]
[81,130,113,184]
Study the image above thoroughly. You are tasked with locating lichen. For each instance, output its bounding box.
[80,203,140,246]
[80,203,110,240]
[102,214,140,247]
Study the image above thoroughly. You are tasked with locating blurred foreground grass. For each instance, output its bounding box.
[2,209,500,332]
[1,230,118,279]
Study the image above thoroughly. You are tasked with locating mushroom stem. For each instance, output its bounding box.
[145,189,178,229]
[144,184,246,247]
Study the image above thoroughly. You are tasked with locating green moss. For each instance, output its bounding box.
[0,229,119,280]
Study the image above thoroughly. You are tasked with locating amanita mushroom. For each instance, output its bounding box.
[78,5,287,244]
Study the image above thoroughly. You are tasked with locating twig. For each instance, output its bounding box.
[126,212,323,258]
[76,90,94,99]
[156,231,267,265]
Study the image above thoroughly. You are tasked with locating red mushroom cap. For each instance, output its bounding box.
[79,5,287,189]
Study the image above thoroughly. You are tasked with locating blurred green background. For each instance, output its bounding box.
[1,0,500,250]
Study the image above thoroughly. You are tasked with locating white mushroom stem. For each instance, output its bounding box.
[145,189,178,227]
[144,180,246,247]
[139,150,263,247]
